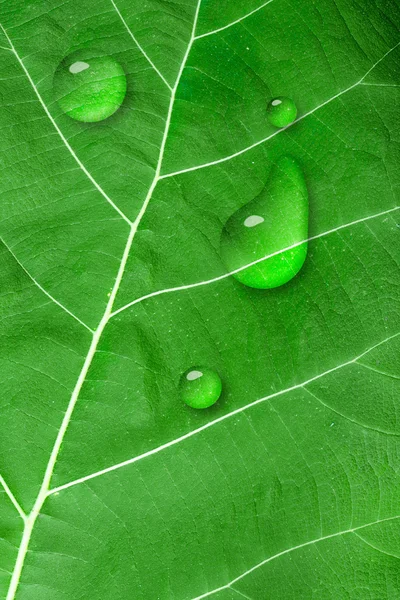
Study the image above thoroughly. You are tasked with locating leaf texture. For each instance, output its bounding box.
[0,0,399,598]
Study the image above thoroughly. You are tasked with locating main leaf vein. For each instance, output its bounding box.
[4,1,203,598]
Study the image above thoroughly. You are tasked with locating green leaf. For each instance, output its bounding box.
[0,0,399,598]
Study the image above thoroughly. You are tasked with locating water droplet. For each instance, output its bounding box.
[267,96,297,128]
[54,51,127,122]
[220,156,308,289]
[180,367,222,409]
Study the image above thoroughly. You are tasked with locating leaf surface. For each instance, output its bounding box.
[0,0,399,598]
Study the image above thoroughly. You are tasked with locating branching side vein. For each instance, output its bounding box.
[0,22,132,225]
[160,41,400,179]
[0,475,26,522]
[190,515,400,599]
[48,331,400,494]
[195,0,274,40]
[111,206,399,317]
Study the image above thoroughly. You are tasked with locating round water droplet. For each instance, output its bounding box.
[220,156,308,289]
[53,51,127,122]
[180,367,222,409]
[267,96,297,128]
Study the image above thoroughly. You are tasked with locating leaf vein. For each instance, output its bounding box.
[111,206,399,318]
[194,0,274,40]
[109,0,172,90]
[0,475,26,521]
[48,331,400,495]
[1,237,94,332]
[160,41,400,179]
[5,2,203,597]
[0,22,132,225]
[303,388,397,436]
[190,515,400,599]
[353,532,400,561]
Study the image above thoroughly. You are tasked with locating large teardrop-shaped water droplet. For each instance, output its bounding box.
[180,367,222,409]
[53,51,127,122]
[220,156,308,289]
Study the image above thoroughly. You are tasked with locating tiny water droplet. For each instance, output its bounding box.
[54,51,127,122]
[180,367,222,409]
[220,156,308,289]
[267,96,297,128]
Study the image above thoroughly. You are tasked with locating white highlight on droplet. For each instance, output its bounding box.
[244,215,265,228]
[69,61,90,74]
[271,99,282,106]
[187,370,203,381]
